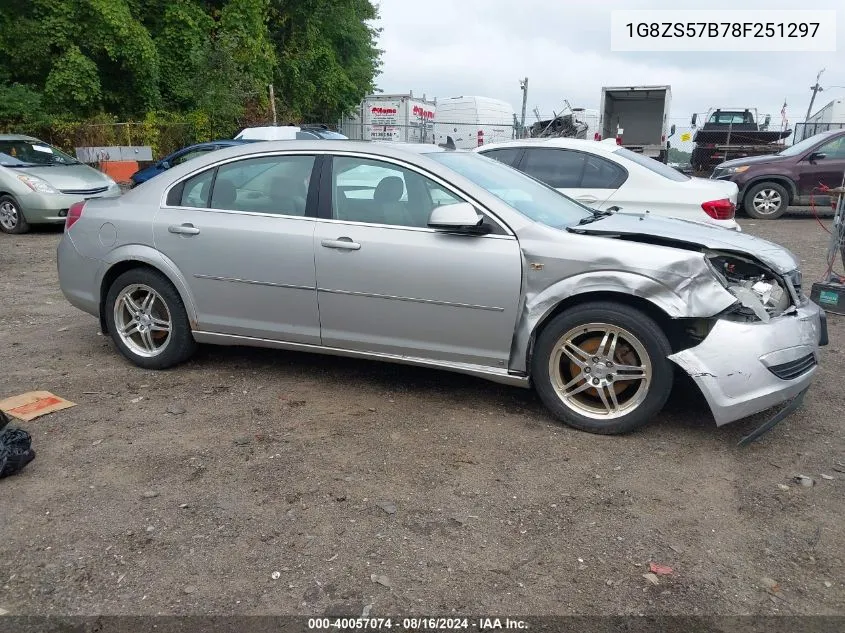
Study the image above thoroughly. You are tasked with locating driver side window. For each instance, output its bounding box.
[818,136,845,159]
[332,157,461,228]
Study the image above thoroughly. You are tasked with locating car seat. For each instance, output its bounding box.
[373,176,411,226]
[270,176,307,215]
[210,178,238,209]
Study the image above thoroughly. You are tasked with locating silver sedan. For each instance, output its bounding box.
[57,140,827,436]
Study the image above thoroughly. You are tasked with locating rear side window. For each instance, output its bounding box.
[480,148,522,166]
[519,148,585,188]
[581,155,627,188]
[209,155,316,216]
[166,169,214,207]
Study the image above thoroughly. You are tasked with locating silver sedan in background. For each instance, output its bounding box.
[56,140,827,436]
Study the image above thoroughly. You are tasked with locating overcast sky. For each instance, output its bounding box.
[372,0,843,148]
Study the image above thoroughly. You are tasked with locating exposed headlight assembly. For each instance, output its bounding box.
[705,251,792,322]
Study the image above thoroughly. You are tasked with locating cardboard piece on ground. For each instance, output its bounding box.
[0,391,77,421]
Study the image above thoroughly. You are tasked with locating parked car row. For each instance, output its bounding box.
[5,127,844,234]
[56,138,828,438]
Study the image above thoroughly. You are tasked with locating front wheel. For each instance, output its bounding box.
[104,268,197,369]
[0,195,30,234]
[744,182,788,219]
[531,302,674,435]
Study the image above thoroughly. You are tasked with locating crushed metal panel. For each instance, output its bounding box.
[667,301,822,426]
[507,222,737,374]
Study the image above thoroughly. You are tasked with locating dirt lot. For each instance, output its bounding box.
[1,211,844,618]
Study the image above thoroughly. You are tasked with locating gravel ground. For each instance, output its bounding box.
[1,211,843,618]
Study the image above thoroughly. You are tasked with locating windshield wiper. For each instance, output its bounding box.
[4,163,43,168]
[577,209,614,225]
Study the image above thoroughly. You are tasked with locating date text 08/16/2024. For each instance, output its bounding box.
[307,617,528,630]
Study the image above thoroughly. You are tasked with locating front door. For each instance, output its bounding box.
[797,135,845,199]
[313,154,523,368]
[152,153,322,343]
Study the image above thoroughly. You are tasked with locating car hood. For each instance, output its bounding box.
[716,153,791,169]
[17,164,114,190]
[568,212,799,274]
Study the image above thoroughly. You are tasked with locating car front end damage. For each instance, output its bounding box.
[668,250,827,440]
[517,212,829,440]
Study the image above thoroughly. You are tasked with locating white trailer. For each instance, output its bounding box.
[433,96,515,150]
[339,93,436,143]
[808,98,845,126]
[598,85,673,162]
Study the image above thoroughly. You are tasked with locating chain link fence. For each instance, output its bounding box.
[793,121,845,143]
[337,120,518,148]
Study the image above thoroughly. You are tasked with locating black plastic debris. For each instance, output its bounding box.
[0,409,36,478]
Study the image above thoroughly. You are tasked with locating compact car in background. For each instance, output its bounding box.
[0,134,120,234]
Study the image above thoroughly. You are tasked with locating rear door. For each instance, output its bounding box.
[478,147,524,167]
[577,153,629,209]
[515,148,616,207]
[152,152,322,343]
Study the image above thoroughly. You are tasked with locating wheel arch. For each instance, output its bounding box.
[508,271,729,375]
[98,247,198,335]
[742,176,797,205]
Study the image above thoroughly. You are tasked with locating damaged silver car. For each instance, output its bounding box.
[56,140,829,437]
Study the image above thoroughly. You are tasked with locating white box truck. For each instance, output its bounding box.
[340,93,436,143]
[598,86,673,162]
[433,96,515,149]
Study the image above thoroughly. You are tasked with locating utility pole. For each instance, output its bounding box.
[269,84,277,126]
[804,68,825,123]
[519,77,528,138]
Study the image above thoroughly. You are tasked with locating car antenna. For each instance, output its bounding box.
[438,136,456,150]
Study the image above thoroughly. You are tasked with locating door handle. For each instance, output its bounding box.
[321,237,360,250]
[168,223,200,236]
[576,195,598,204]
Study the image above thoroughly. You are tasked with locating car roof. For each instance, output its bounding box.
[0,134,43,142]
[476,137,620,155]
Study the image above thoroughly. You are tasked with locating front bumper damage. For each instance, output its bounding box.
[668,301,828,443]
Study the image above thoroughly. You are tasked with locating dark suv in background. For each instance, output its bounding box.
[711,129,845,219]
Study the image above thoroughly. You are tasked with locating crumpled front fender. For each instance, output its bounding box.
[507,240,737,374]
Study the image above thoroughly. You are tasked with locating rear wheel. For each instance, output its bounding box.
[744,182,788,219]
[0,195,30,234]
[531,302,674,435]
[105,268,197,369]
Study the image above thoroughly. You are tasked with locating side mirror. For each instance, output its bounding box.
[690,113,697,127]
[808,152,826,163]
[764,114,771,127]
[428,202,489,234]
[159,160,171,170]
[670,124,676,137]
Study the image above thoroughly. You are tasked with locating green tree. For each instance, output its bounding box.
[0,0,383,132]
[43,46,103,116]
[269,0,382,122]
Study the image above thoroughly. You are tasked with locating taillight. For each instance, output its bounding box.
[615,135,622,145]
[701,198,735,220]
[594,133,602,141]
[66,201,86,231]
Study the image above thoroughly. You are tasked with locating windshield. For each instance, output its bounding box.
[778,131,838,157]
[613,147,690,181]
[0,139,80,166]
[428,151,593,228]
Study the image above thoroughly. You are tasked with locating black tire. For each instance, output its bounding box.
[743,182,789,219]
[0,194,30,234]
[104,267,197,370]
[531,301,674,435]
